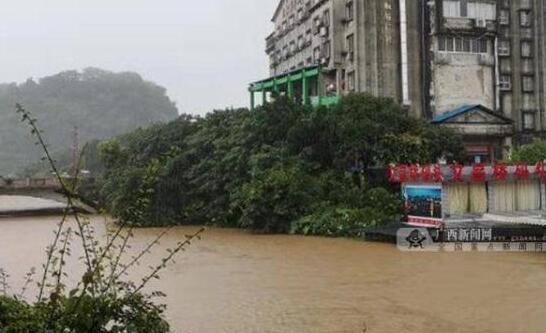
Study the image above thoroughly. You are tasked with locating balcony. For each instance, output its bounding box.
[266,33,277,53]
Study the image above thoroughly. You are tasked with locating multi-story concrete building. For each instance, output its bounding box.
[249,0,546,163]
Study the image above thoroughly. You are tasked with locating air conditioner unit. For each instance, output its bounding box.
[499,81,512,91]
[320,57,329,65]
[475,18,487,28]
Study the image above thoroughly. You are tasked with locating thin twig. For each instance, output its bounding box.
[131,227,205,295]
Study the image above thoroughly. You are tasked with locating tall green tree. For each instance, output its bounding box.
[0,68,178,174]
[94,94,465,234]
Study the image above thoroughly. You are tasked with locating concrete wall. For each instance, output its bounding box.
[0,178,60,190]
[433,53,496,115]
[356,0,401,100]
[405,0,426,118]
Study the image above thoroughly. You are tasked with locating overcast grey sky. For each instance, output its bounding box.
[0,0,277,115]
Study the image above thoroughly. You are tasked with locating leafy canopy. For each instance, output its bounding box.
[92,93,464,234]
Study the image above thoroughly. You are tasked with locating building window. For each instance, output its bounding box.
[346,34,354,53]
[446,37,454,51]
[313,17,321,34]
[289,15,295,28]
[297,8,304,21]
[500,58,512,73]
[499,10,510,25]
[306,57,313,65]
[473,38,487,53]
[438,36,487,53]
[347,71,356,91]
[522,112,536,130]
[522,76,534,92]
[521,0,532,10]
[499,75,512,91]
[305,29,312,44]
[467,2,496,20]
[323,9,330,27]
[438,36,447,51]
[455,37,463,51]
[498,40,511,56]
[521,41,532,57]
[313,46,321,63]
[521,28,533,40]
[443,0,461,18]
[345,0,354,21]
[291,41,298,55]
[322,40,331,59]
[520,11,531,27]
[522,58,534,74]
[297,35,304,50]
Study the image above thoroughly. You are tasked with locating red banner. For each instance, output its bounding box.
[536,161,546,181]
[451,163,464,182]
[388,163,544,183]
[515,163,530,180]
[493,163,508,181]
[471,163,486,182]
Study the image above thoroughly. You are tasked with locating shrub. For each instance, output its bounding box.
[235,163,317,233]
[93,94,462,234]
[292,187,402,237]
[511,139,546,164]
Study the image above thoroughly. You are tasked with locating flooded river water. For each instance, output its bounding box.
[1,212,546,332]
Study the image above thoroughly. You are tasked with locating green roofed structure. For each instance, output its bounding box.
[249,66,339,110]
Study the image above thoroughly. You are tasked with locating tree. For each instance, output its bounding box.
[511,139,546,163]
[0,68,179,174]
[93,94,464,234]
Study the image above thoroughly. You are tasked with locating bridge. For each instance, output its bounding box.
[0,177,95,216]
[0,177,61,191]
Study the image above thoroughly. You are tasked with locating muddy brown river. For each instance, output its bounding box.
[1,213,546,333]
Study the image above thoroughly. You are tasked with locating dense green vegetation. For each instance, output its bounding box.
[92,94,465,236]
[510,139,546,163]
[0,105,206,333]
[0,68,178,174]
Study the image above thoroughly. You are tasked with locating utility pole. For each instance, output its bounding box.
[71,126,79,178]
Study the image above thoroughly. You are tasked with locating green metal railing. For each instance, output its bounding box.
[249,66,339,110]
